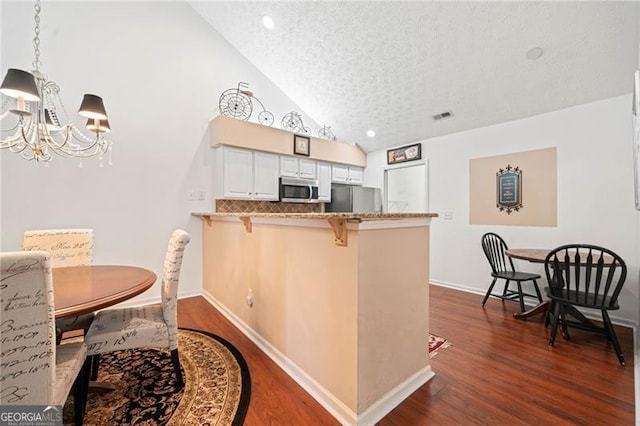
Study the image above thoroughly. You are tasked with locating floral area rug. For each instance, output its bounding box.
[429,333,451,359]
[64,328,250,425]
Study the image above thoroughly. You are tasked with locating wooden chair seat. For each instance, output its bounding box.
[493,270,541,281]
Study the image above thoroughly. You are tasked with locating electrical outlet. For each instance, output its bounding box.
[198,191,205,200]
[187,191,195,201]
[246,289,254,307]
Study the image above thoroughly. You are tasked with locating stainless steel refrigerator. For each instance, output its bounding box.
[325,185,382,213]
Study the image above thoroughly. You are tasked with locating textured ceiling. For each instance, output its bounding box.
[190,1,640,152]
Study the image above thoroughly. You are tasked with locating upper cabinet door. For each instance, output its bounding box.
[223,147,253,198]
[348,167,364,185]
[298,159,317,179]
[254,152,280,200]
[331,164,363,185]
[331,164,350,183]
[280,156,299,178]
[317,162,331,201]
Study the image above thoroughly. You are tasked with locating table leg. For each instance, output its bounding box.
[513,301,550,320]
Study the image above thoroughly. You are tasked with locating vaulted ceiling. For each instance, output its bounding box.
[190,1,640,152]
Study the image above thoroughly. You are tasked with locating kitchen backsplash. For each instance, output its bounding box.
[215,199,322,214]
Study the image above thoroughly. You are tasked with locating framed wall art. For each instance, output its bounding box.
[293,134,310,156]
[496,164,522,214]
[387,143,422,165]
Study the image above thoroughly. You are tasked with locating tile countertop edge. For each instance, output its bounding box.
[191,212,439,220]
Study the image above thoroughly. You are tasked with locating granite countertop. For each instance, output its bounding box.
[192,212,438,220]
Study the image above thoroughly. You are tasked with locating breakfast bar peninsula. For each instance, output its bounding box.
[193,211,437,425]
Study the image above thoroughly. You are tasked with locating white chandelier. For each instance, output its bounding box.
[0,0,112,165]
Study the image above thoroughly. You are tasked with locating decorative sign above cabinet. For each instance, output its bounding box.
[496,164,522,214]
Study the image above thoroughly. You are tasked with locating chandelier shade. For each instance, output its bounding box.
[86,118,111,134]
[78,94,108,120]
[0,68,40,102]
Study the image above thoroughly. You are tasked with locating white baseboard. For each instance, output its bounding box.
[430,280,638,328]
[430,279,486,296]
[357,365,434,425]
[201,289,434,425]
[201,290,357,425]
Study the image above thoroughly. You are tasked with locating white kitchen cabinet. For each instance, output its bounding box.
[223,147,253,198]
[253,151,280,199]
[279,156,317,179]
[299,159,317,179]
[218,146,279,200]
[317,162,331,202]
[331,164,363,185]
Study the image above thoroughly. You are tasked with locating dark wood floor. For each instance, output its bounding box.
[177,285,635,425]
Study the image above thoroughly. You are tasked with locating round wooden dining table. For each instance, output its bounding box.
[53,265,157,318]
[505,248,549,264]
[505,248,611,321]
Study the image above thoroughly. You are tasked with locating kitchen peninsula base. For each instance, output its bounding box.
[194,213,436,425]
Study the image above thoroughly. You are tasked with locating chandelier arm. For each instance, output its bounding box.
[0,121,21,133]
[2,138,27,151]
[46,128,108,158]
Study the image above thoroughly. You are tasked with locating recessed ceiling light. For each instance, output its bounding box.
[366,130,376,138]
[262,15,275,30]
[526,47,543,60]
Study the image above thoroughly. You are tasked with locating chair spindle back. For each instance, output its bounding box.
[544,244,626,309]
[481,233,515,274]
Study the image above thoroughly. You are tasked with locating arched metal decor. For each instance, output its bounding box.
[496,165,522,214]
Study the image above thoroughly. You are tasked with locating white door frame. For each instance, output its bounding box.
[383,160,429,213]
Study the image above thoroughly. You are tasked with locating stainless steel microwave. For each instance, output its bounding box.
[279,177,319,203]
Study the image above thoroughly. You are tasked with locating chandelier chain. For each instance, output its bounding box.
[32,0,42,71]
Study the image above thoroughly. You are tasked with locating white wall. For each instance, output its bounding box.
[365,95,640,325]
[0,2,316,303]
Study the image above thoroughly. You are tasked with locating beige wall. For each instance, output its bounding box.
[357,226,429,410]
[210,115,367,167]
[202,218,431,416]
[469,147,557,226]
[204,219,360,409]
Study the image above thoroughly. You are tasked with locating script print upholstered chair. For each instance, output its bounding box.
[0,251,90,425]
[22,229,96,338]
[84,229,190,388]
[544,244,627,366]
[481,232,543,312]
